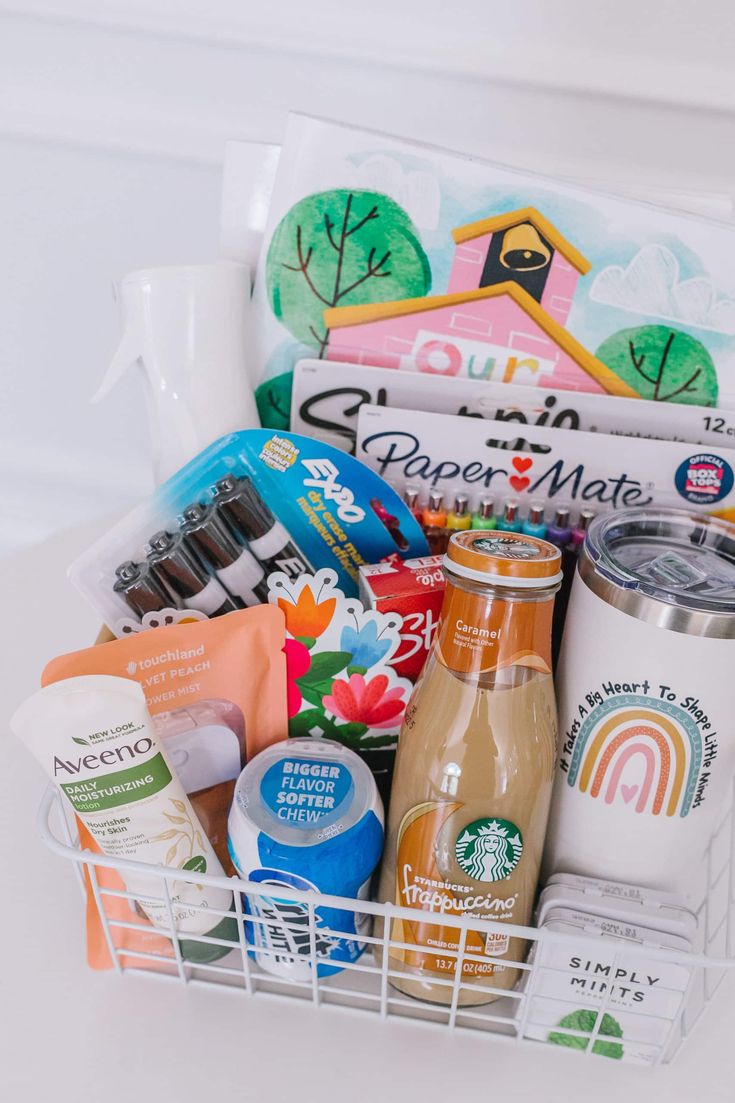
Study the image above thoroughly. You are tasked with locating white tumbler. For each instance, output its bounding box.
[95,262,260,483]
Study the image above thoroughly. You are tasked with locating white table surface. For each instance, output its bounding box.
[3,520,734,1102]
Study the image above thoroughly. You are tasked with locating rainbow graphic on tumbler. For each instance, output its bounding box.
[566,695,703,818]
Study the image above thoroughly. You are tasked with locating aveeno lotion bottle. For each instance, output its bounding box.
[12,674,236,961]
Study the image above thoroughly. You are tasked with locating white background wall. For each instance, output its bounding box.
[3,0,735,554]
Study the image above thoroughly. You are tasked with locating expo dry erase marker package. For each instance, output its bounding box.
[69,429,428,637]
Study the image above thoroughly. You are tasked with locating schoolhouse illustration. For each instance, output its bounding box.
[323,207,637,397]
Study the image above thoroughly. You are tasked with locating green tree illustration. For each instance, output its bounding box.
[595,325,718,406]
[266,189,431,359]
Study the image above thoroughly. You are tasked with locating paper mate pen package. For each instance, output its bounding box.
[356,405,735,524]
[69,429,428,637]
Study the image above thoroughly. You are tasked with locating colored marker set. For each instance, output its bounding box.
[404,487,595,558]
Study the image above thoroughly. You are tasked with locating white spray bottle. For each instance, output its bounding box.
[94,262,260,484]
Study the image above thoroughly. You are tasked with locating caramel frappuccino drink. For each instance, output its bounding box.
[378,530,562,1006]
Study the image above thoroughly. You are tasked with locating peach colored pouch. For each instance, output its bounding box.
[42,606,287,970]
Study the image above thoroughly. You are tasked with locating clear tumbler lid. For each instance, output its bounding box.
[585,508,735,615]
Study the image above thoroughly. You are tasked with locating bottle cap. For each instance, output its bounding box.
[478,497,495,519]
[451,493,469,516]
[528,502,545,526]
[444,530,563,588]
[576,508,595,532]
[148,530,176,555]
[503,499,520,523]
[428,491,444,513]
[114,559,139,580]
[553,506,571,527]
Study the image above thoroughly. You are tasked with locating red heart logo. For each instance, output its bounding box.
[509,476,530,492]
[512,456,533,473]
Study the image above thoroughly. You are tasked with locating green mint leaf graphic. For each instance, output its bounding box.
[72,737,90,746]
[548,1009,624,1059]
[182,856,207,874]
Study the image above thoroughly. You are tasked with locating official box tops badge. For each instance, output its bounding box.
[675,453,733,504]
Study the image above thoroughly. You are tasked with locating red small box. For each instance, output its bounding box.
[359,554,445,681]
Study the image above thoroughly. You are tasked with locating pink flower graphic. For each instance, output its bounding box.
[283,639,311,718]
[323,674,406,730]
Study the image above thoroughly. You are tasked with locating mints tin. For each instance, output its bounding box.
[545,508,735,896]
[227,739,383,979]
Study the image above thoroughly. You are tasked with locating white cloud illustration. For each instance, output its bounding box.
[590,243,735,335]
[347,155,441,231]
[310,152,441,232]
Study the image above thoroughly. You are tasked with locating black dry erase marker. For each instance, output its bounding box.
[212,475,312,581]
[113,560,179,620]
[147,530,239,618]
[179,502,267,605]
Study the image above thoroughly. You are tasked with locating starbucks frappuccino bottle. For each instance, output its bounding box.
[378,530,562,1006]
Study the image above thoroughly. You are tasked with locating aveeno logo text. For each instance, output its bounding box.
[53,736,154,777]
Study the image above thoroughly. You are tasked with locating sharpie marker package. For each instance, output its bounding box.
[69,429,428,637]
[41,608,288,971]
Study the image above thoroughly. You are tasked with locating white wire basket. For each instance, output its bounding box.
[38,781,735,1067]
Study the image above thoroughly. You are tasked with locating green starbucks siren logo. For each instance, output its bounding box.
[474,536,540,560]
[455,817,523,882]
